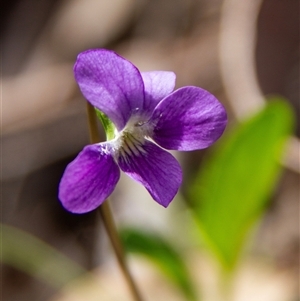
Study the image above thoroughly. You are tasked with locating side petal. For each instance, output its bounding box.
[141,71,176,115]
[74,49,145,130]
[150,86,227,151]
[117,141,182,207]
[59,144,120,213]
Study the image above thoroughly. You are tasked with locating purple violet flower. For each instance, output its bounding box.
[59,49,227,213]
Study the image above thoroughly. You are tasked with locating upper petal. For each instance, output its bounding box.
[150,86,227,151]
[74,49,145,130]
[141,71,176,115]
[59,144,120,213]
[117,141,182,207]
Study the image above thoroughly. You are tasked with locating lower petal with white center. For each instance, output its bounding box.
[117,141,182,207]
[59,144,120,213]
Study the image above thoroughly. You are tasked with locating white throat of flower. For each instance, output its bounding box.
[111,116,153,162]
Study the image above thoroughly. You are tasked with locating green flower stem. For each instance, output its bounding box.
[86,103,144,301]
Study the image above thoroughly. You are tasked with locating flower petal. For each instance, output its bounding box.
[141,71,176,115]
[74,49,145,130]
[117,141,182,207]
[150,86,227,150]
[59,144,120,213]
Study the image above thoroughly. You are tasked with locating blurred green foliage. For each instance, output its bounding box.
[120,228,198,301]
[1,223,86,288]
[188,98,294,271]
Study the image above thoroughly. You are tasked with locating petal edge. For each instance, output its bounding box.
[74,49,145,130]
[151,86,227,151]
[59,144,120,213]
[141,71,176,115]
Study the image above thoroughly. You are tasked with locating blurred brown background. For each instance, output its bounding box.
[2,0,299,300]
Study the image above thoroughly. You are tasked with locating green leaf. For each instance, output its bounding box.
[1,223,86,287]
[95,108,116,140]
[188,98,294,270]
[120,228,198,301]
